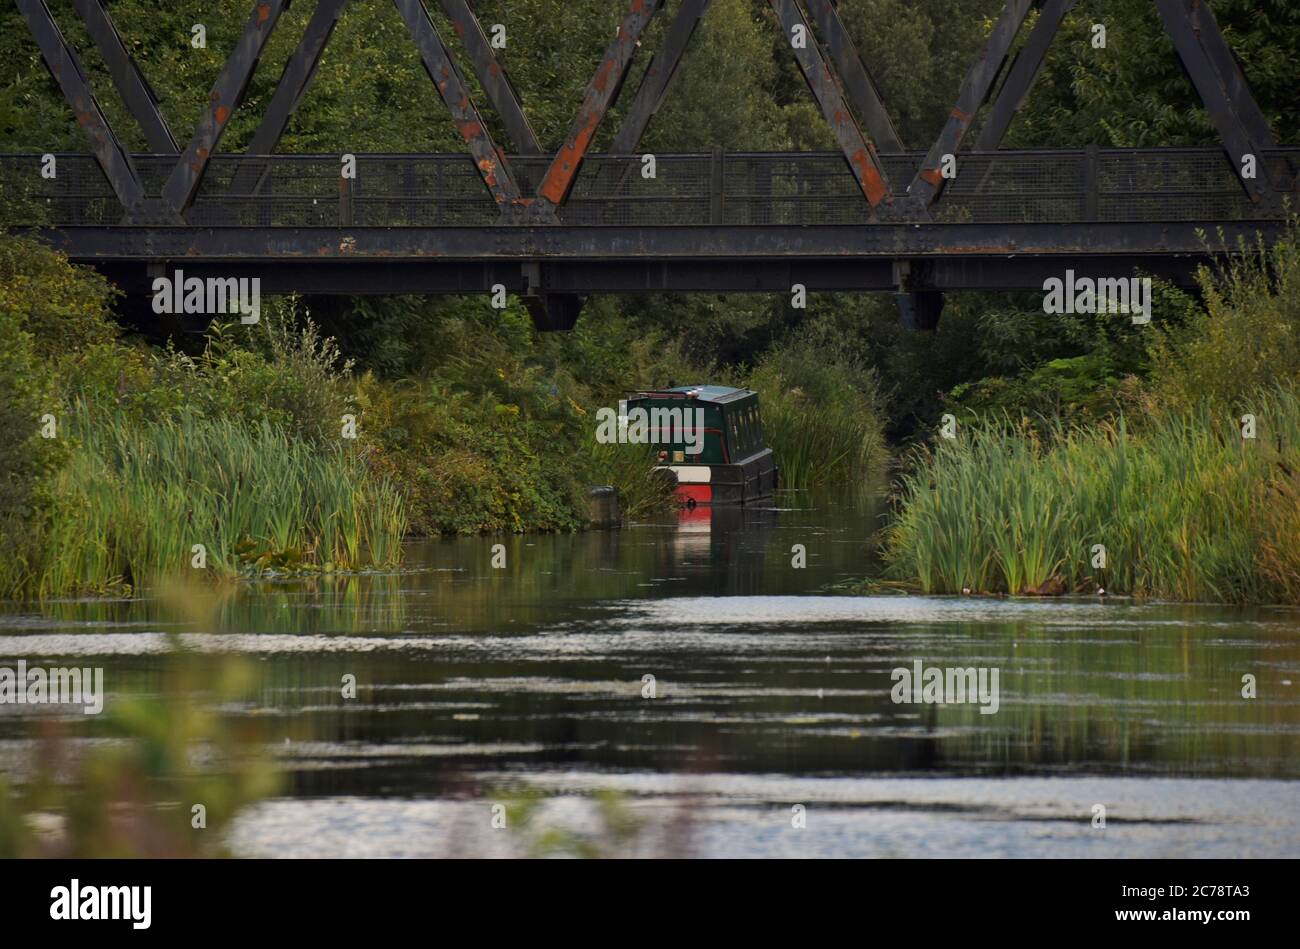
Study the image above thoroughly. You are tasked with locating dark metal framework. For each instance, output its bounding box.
[70,0,178,154]
[974,0,1076,150]
[905,0,1035,210]
[17,0,1291,221]
[160,0,290,219]
[803,0,903,154]
[15,0,147,215]
[611,0,712,154]
[247,0,348,156]
[437,0,542,154]
[1153,0,1282,210]
[767,0,894,214]
[6,0,1295,326]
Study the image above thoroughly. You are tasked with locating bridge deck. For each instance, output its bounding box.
[2,148,1293,295]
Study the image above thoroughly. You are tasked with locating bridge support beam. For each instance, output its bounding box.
[893,260,944,331]
[611,0,712,154]
[161,0,289,219]
[906,0,1034,210]
[534,0,664,213]
[1154,0,1282,211]
[395,0,526,211]
[896,291,945,332]
[229,0,350,203]
[974,0,1075,150]
[247,0,349,156]
[15,0,147,216]
[803,0,903,153]
[525,294,585,332]
[71,0,178,154]
[767,0,895,216]
[438,0,542,155]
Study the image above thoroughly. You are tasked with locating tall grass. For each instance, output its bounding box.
[747,336,888,489]
[584,436,678,521]
[25,406,406,597]
[886,387,1300,603]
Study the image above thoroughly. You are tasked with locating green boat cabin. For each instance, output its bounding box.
[625,385,779,506]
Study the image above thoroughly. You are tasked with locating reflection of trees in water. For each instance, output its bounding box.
[908,618,1300,779]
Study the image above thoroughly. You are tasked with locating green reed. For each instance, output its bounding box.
[584,435,677,521]
[30,406,407,597]
[758,391,887,491]
[886,387,1300,603]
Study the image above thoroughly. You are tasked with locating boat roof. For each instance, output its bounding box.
[629,385,756,405]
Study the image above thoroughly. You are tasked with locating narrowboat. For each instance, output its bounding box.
[625,385,779,506]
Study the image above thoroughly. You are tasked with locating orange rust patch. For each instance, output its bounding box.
[215,106,230,124]
[851,150,888,206]
[539,148,580,203]
[920,167,944,187]
[257,3,271,24]
[592,59,614,94]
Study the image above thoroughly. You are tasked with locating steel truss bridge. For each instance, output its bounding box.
[5,0,1296,329]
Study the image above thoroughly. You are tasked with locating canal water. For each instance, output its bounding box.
[2,489,1298,857]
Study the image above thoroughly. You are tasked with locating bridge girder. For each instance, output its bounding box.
[6,0,1295,331]
[15,0,1291,220]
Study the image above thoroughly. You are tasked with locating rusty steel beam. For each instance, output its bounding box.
[767,0,893,214]
[906,0,1033,209]
[394,0,524,209]
[437,0,541,154]
[246,0,348,155]
[534,0,665,211]
[974,0,1075,150]
[161,0,289,217]
[14,0,146,214]
[32,220,1284,265]
[71,0,177,154]
[1181,0,1275,149]
[1156,0,1283,208]
[803,0,903,153]
[610,0,711,154]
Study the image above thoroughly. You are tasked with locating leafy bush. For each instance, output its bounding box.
[153,298,356,444]
[0,234,119,595]
[352,303,591,534]
[1149,224,1300,412]
[746,332,888,489]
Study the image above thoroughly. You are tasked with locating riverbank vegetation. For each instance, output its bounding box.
[887,224,1300,603]
[2,0,1297,603]
[0,231,887,598]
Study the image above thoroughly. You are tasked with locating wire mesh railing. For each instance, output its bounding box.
[0,148,1292,229]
